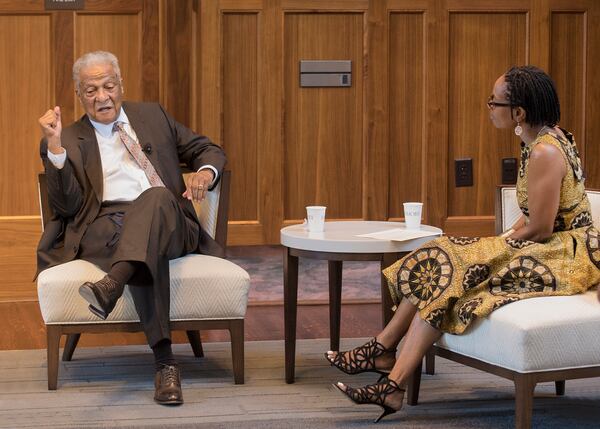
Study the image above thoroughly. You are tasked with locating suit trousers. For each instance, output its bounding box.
[78,187,200,347]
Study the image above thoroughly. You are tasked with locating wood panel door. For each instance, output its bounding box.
[447,11,527,217]
[198,0,371,245]
[198,0,276,244]
[283,12,365,222]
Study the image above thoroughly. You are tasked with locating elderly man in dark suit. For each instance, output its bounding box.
[37,51,226,405]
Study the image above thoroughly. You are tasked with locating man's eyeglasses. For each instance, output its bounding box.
[486,95,512,110]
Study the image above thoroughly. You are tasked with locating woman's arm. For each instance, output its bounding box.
[509,142,566,242]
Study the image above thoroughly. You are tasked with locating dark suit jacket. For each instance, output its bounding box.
[37,101,227,275]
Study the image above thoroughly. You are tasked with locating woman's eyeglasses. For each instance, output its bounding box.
[486,95,512,110]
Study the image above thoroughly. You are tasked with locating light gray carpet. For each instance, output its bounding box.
[80,403,600,429]
[1,338,599,428]
[88,405,600,429]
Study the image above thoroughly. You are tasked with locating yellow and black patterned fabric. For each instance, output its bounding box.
[383,128,600,334]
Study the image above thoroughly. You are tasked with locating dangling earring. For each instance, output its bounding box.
[514,122,523,136]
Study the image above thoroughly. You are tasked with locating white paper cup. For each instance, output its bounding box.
[306,206,326,232]
[403,202,423,229]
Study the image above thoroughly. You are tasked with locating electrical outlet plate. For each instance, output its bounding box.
[502,158,518,184]
[455,158,473,187]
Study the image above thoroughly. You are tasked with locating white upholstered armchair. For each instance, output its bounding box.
[407,186,600,429]
[37,170,250,389]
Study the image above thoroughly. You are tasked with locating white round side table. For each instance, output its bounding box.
[280,220,442,383]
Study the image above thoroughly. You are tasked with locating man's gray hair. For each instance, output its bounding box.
[72,51,121,91]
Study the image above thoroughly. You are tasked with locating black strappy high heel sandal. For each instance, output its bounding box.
[324,337,396,381]
[333,379,405,423]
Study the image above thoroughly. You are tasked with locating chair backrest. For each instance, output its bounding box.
[495,185,600,234]
[186,170,231,248]
[37,169,231,248]
[38,173,52,232]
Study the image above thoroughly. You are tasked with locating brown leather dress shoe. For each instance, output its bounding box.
[78,275,124,320]
[154,364,184,405]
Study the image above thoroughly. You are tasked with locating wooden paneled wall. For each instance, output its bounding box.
[0,0,158,306]
[194,0,600,240]
[0,0,599,348]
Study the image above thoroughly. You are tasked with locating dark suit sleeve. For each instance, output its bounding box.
[40,138,84,218]
[158,105,227,190]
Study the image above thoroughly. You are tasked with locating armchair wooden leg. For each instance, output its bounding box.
[555,380,565,396]
[46,325,61,390]
[62,333,81,361]
[328,260,343,352]
[406,359,423,406]
[229,319,245,384]
[186,330,204,358]
[514,373,536,429]
[425,347,436,375]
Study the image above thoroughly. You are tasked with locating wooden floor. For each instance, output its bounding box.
[197,301,384,343]
[0,243,384,351]
[1,338,600,428]
[0,301,384,349]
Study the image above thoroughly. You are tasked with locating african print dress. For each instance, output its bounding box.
[383,128,600,334]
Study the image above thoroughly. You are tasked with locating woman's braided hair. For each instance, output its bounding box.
[504,66,560,127]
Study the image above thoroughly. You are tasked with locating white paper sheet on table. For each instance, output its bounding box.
[357,228,440,242]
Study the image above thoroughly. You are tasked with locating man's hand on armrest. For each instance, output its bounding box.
[182,169,215,202]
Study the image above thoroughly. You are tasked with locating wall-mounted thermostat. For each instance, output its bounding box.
[300,60,352,87]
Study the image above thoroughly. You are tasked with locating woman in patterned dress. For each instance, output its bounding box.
[325,66,600,422]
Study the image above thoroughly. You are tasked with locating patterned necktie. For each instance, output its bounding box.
[113,121,165,187]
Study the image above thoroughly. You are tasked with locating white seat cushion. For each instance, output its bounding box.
[38,255,250,324]
[436,291,600,373]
